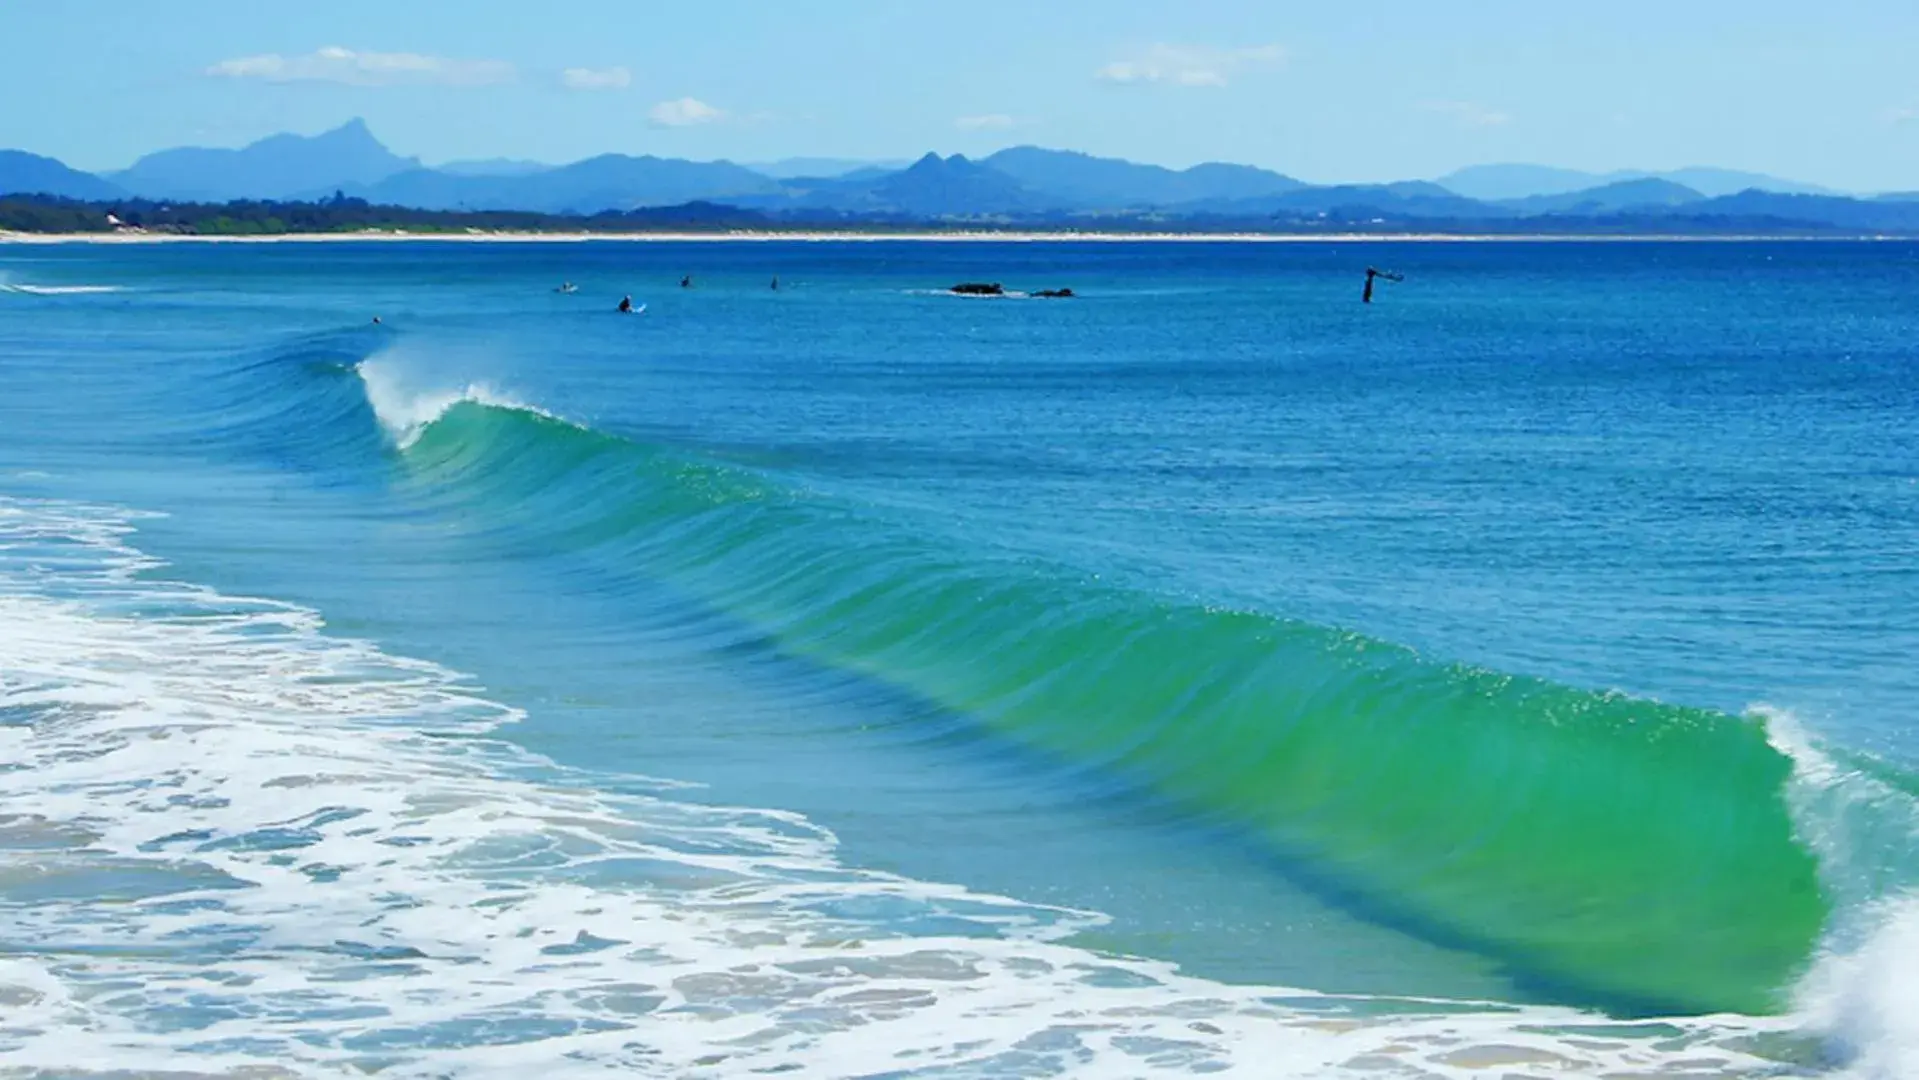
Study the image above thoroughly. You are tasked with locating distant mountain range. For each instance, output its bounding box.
[979,147,1306,208]
[434,158,555,178]
[1435,163,1835,201]
[351,154,783,215]
[4,120,1914,234]
[107,119,420,202]
[1497,178,1707,215]
[0,150,125,202]
[744,157,910,180]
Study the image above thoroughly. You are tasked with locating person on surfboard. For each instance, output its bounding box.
[1363,267,1404,303]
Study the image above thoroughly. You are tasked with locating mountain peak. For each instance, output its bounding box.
[111,117,417,202]
[902,152,985,175]
[310,118,384,150]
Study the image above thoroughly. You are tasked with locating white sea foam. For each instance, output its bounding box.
[355,357,567,449]
[0,496,1836,1077]
[1763,706,1919,1079]
[1798,895,1919,1080]
[904,287,1034,299]
[0,283,123,295]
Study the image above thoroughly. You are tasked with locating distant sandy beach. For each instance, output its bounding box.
[0,229,1876,245]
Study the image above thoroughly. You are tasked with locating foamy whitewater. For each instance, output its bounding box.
[2,498,1830,1078]
[0,283,122,295]
[4,239,1919,1077]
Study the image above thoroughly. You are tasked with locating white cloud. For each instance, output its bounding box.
[955,114,1016,131]
[1096,44,1283,88]
[649,96,726,127]
[562,66,631,91]
[206,46,514,87]
[1886,107,1919,125]
[1419,100,1512,128]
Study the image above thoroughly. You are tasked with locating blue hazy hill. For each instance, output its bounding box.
[0,150,125,200]
[1440,163,1832,201]
[110,119,419,202]
[755,152,1052,215]
[979,146,1304,209]
[1501,178,1706,215]
[863,153,1051,215]
[434,159,555,178]
[355,154,782,214]
[1687,190,1919,229]
[1202,181,1500,219]
[746,157,910,180]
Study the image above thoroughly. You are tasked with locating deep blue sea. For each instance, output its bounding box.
[1,238,1916,1078]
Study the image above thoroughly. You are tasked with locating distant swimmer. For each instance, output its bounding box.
[1362,266,1404,304]
[371,315,382,324]
[556,281,578,294]
[771,276,779,291]
[617,295,634,313]
[680,275,693,289]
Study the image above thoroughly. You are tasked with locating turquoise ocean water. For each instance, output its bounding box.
[0,239,1916,1077]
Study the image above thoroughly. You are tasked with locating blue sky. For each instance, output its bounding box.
[6,0,1917,190]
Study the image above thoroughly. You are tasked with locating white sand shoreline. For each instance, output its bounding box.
[1,229,1895,245]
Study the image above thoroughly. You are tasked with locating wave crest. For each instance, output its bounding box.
[356,356,565,449]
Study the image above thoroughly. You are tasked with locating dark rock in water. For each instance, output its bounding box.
[1034,288,1076,298]
[950,282,1004,295]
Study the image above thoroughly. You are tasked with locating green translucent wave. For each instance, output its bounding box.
[403,401,1828,1015]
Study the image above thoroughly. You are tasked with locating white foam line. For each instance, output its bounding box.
[355,356,575,450]
[0,283,123,295]
[0,495,1812,1077]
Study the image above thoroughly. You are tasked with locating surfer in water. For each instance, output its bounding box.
[1362,266,1404,304]
[556,281,577,294]
[771,276,779,291]
[680,275,692,289]
[617,295,634,313]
